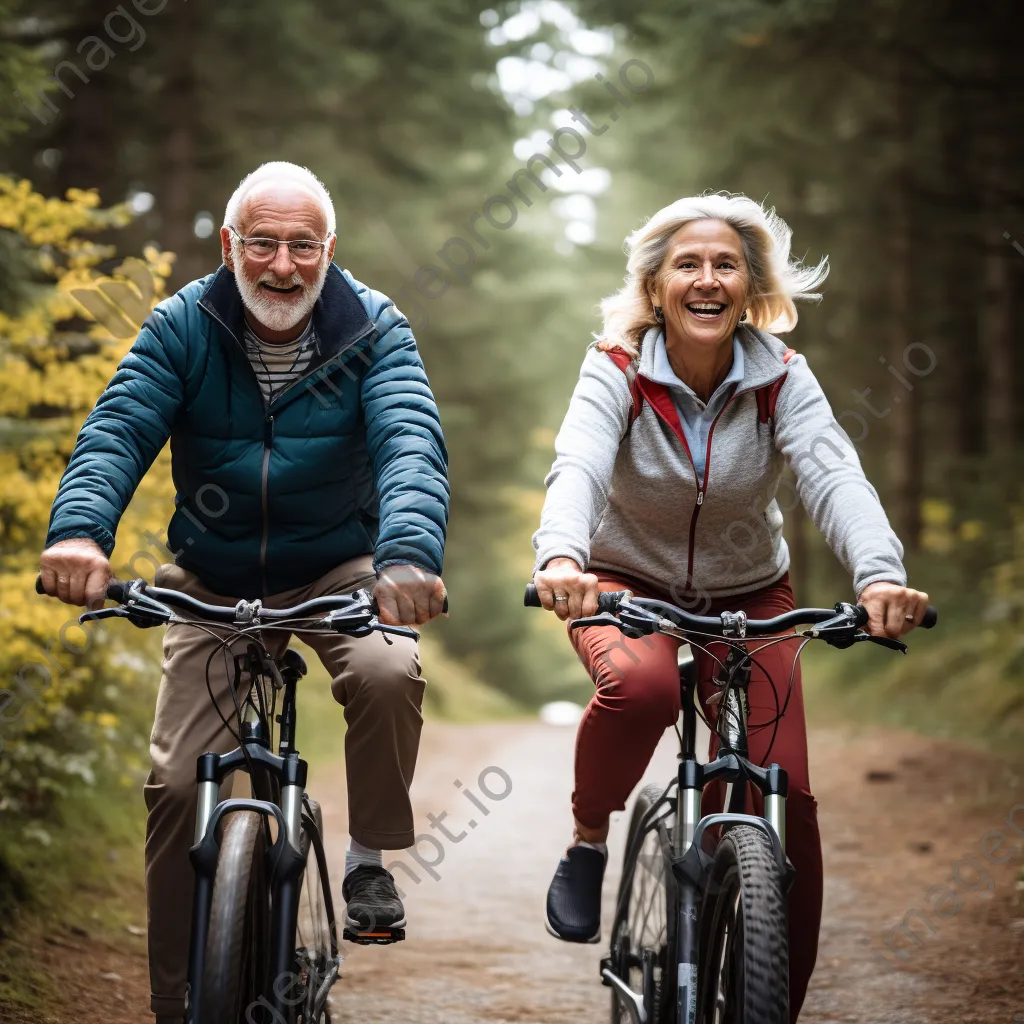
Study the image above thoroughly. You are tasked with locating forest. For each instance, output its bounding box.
[1,0,1022,972]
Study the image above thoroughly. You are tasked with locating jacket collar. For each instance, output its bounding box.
[197,262,374,363]
[637,323,788,394]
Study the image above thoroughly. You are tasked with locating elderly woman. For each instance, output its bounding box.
[532,193,928,1019]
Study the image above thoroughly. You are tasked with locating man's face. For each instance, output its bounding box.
[221,183,337,334]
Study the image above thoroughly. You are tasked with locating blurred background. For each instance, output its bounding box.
[1,0,1023,1003]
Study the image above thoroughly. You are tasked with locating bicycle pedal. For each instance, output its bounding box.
[343,925,405,945]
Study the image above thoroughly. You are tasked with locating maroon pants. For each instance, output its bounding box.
[570,571,821,1023]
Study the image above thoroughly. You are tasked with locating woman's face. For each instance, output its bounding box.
[650,219,750,353]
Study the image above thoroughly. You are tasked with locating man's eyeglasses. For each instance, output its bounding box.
[229,227,331,264]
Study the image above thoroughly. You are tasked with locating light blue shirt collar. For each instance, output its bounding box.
[648,330,744,411]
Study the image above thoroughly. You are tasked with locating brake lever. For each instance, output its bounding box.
[79,605,168,628]
[568,613,648,639]
[374,623,420,642]
[853,632,908,654]
[617,602,658,637]
[79,607,132,624]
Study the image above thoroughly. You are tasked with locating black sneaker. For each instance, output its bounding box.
[545,844,606,943]
[342,865,406,938]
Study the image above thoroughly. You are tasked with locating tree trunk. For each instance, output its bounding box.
[887,23,923,551]
[154,4,204,287]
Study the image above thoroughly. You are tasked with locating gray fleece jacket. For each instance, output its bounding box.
[532,324,906,603]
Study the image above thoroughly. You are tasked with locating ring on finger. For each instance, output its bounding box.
[553,594,568,603]
[904,614,914,622]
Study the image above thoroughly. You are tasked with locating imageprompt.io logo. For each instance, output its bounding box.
[71,256,162,338]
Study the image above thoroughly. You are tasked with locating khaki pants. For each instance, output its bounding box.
[144,555,424,1018]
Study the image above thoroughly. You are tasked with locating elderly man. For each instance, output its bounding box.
[39,161,449,1022]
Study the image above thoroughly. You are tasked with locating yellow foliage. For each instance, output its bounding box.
[0,177,176,825]
[959,520,984,542]
[920,498,952,527]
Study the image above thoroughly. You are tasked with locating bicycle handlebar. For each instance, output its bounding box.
[523,583,938,636]
[38,574,447,617]
[36,574,425,639]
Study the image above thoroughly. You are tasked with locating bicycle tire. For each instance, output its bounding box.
[696,824,788,1024]
[294,799,339,1022]
[199,810,271,1024]
[608,783,677,1024]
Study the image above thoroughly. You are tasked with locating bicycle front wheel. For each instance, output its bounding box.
[697,824,788,1024]
[608,783,677,1024]
[200,810,271,1023]
[294,798,339,1022]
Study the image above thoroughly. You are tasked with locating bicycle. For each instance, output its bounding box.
[39,574,422,1024]
[525,584,936,1024]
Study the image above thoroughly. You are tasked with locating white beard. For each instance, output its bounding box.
[233,240,330,333]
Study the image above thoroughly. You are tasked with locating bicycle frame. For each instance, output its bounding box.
[184,648,313,1024]
[532,583,935,1024]
[39,576,412,1024]
[603,616,791,1024]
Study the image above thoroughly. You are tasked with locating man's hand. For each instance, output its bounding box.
[375,565,447,626]
[533,557,600,622]
[858,581,930,639]
[39,538,112,608]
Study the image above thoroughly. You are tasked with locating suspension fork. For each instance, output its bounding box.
[676,650,701,1024]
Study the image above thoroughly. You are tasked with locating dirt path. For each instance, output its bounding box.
[7,719,1023,1023]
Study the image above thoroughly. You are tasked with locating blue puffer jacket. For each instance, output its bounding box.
[45,263,450,597]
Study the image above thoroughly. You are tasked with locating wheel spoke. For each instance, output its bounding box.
[612,790,679,1024]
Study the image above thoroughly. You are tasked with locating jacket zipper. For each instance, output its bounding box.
[684,408,724,590]
[634,378,705,592]
[260,414,274,597]
[682,382,777,589]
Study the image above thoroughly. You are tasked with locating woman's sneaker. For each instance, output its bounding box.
[545,844,606,943]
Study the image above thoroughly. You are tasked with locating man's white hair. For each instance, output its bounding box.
[223,161,336,235]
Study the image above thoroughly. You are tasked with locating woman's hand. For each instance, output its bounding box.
[534,558,600,622]
[858,581,930,639]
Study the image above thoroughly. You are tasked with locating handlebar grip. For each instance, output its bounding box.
[525,585,633,612]
[920,606,938,629]
[368,593,449,618]
[36,574,130,604]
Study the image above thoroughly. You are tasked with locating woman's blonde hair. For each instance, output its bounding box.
[598,192,829,357]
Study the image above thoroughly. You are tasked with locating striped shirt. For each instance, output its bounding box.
[243,318,317,404]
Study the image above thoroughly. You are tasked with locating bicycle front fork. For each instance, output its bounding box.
[185,745,308,1024]
[673,752,789,1024]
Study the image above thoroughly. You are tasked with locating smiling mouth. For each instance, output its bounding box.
[686,302,727,319]
[260,282,301,295]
